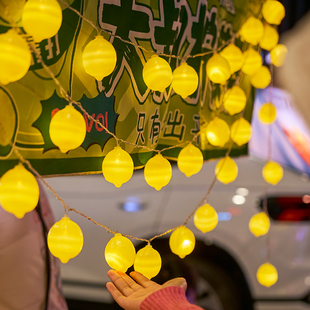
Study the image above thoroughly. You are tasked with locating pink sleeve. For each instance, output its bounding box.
[140,286,204,310]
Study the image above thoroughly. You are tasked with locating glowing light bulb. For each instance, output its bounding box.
[215,157,238,184]
[105,233,136,273]
[240,17,264,45]
[143,55,172,92]
[0,163,39,219]
[47,216,84,263]
[82,35,117,80]
[205,117,230,147]
[49,105,86,153]
[194,203,218,233]
[169,226,195,259]
[177,143,203,177]
[0,29,31,85]
[206,54,231,84]
[262,161,283,185]
[134,245,162,279]
[270,44,288,67]
[231,117,252,146]
[220,44,243,74]
[250,66,271,89]
[241,48,263,76]
[258,102,277,124]
[259,24,279,51]
[144,154,172,191]
[249,212,270,237]
[262,0,285,25]
[257,262,278,287]
[102,146,134,188]
[172,63,198,98]
[223,86,247,115]
[22,0,62,42]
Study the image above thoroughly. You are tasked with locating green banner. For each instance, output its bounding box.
[0,0,261,177]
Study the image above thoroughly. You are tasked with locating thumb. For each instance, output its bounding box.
[163,277,187,291]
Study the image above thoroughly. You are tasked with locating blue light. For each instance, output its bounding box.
[121,197,143,212]
[218,212,232,221]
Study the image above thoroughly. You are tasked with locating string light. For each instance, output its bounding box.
[239,16,264,45]
[177,143,203,177]
[47,216,84,263]
[215,157,238,184]
[169,226,195,259]
[205,117,230,147]
[270,44,288,67]
[223,86,247,115]
[259,24,279,51]
[241,48,263,76]
[258,102,277,124]
[0,163,39,219]
[231,117,252,146]
[257,262,278,287]
[262,0,285,25]
[206,53,231,85]
[250,66,271,89]
[249,212,270,237]
[134,244,162,279]
[262,161,283,185]
[194,203,218,233]
[220,44,243,74]
[102,146,134,188]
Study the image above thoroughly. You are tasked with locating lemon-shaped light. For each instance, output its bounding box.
[134,245,162,279]
[0,29,31,85]
[215,157,238,184]
[240,16,264,45]
[177,143,203,177]
[172,63,198,98]
[102,146,134,188]
[249,212,270,237]
[47,216,84,263]
[144,154,172,190]
[82,35,117,80]
[270,44,288,67]
[205,117,230,147]
[257,262,278,287]
[258,102,277,124]
[105,233,136,273]
[250,66,271,89]
[259,24,279,51]
[262,161,283,185]
[206,53,231,85]
[169,226,195,259]
[22,0,62,42]
[220,44,243,74]
[49,105,86,153]
[194,203,218,233]
[262,0,285,25]
[0,163,39,219]
[143,55,172,92]
[231,117,252,146]
[241,48,263,76]
[223,86,247,115]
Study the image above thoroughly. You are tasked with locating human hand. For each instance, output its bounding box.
[106,269,187,310]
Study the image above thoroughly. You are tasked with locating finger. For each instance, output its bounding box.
[106,282,127,308]
[163,277,187,291]
[130,271,160,289]
[117,271,142,292]
[107,270,135,296]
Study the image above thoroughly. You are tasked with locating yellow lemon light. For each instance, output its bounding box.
[102,146,134,188]
[144,154,172,190]
[47,216,84,263]
[262,0,285,25]
[262,161,283,185]
[250,66,271,89]
[22,0,62,42]
[82,35,117,80]
[259,24,279,51]
[105,233,136,273]
[257,262,278,287]
[223,86,247,115]
[172,63,198,98]
[249,212,270,237]
[143,55,172,92]
[205,117,230,147]
[215,157,238,184]
[220,44,243,74]
[258,102,277,124]
[169,226,195,259]
[177,143,203,177]
[0,163,39,219]
[49,105,86,153]
[240,16,264,45]
[231,117,252,146]
[241,48,263,76]
[206,53,231,84]
[194,203,218,233]
[0,29,31,85]
[270,44,288,67]
[134,245,162,279]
